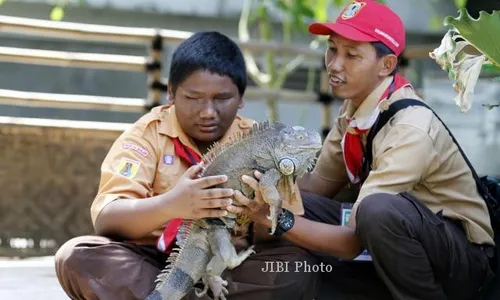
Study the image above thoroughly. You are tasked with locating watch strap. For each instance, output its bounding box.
[269,208,294,236]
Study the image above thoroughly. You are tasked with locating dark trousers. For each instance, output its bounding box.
[301,191,495,300]
[54,235,318,300]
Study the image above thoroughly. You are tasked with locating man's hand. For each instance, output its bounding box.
[166,164,234,219]
[226,171,271,227]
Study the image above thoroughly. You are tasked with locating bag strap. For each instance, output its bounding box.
[363,98,499,217]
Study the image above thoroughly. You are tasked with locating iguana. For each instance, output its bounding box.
[145,121,323,300]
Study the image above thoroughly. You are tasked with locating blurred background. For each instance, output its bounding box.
[0,0,499,260]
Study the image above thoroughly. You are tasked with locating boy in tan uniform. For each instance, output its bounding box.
[230,1,496,299]
[54,31,316,300]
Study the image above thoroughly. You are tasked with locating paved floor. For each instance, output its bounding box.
[0,256,67,299]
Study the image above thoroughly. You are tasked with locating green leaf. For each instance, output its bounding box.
[256,3,267,19]
[0,0,5,6]
[454,0,467,9]
[333,0,346,8]
[78,0,86,5]
[297,2,315,18]
[50,6,64,21]
[429,15,443,30]
[313,0,329,22]
[444,8,500,67]
[276,0,289,12]
[482,64,500,74]
[482,103,500,110]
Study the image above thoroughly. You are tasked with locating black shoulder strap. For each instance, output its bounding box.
[363,98,497,214]
[364,99,425,170]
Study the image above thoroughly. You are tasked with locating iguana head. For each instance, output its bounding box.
[274,125,322,177]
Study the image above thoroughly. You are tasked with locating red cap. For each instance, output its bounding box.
[308,0,405,56]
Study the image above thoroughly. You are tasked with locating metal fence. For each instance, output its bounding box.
[0,15,434,123]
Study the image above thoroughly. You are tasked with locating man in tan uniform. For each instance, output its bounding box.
[54,31,317,300]
[229,1,496,299]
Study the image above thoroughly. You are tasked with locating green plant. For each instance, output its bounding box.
[0,0,86,21]
[429,8,500,112]
[239,0,385,121]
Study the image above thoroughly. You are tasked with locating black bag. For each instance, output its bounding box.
[362,98,500,299]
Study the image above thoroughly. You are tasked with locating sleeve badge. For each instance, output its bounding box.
[117,158,141,179]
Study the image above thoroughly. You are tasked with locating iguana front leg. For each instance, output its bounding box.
[259,168,282,234]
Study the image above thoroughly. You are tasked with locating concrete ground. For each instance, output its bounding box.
[0,256,67,299]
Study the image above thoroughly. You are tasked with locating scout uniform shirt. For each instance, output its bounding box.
[90,104,305,245]
[312,75,494,246]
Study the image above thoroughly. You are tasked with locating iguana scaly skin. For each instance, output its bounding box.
[146,219,253,300]
[145,121,322,300]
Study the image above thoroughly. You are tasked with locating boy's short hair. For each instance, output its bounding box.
[168,31,247,97]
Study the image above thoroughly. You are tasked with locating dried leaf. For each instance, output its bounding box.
[430,8,500,112]
[452,54,485,112]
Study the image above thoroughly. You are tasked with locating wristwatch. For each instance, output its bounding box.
[269,208,295,236]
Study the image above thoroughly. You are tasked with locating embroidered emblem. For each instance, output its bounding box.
[117,158,141,179]
[123,143,149,157]
[163,155,174,165]
[341,1,366,20]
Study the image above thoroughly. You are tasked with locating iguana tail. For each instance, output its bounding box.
[145,221,211,300]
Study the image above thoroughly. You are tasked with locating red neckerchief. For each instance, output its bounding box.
[342,73,411,184]
[156,138,200,253]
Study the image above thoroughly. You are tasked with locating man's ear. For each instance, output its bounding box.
[237,97,245,109]
[166,83,175,104]
[378,54,398,77]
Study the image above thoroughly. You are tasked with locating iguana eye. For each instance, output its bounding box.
[297,135,305,140]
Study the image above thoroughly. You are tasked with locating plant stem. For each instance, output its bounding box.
[238,0,270,87]
[257,0,278,121]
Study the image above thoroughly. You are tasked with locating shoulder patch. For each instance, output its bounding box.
[123,143,149,157]
[117,157,141,179]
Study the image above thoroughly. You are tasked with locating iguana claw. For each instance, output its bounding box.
[197,275,229,300]
[267,205,280,235]
[208,275,229,300]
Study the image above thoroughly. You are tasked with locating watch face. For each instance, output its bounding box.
[282,218,293,229]
[279,211,294,230]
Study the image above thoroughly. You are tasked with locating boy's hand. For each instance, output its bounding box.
[226,171,271,227]
[167,164,234,219]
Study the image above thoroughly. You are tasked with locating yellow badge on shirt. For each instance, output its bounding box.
[117,158,141,179]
